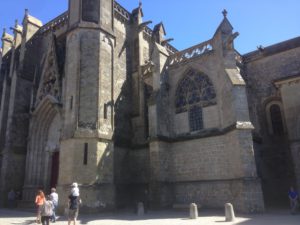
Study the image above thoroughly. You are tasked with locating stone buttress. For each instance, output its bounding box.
[57,0,116,211]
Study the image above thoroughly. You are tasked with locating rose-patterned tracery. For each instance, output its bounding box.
[175,69,216,114]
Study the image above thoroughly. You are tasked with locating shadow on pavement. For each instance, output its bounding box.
[11,220,36,225]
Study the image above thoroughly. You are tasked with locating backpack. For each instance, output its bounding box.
[41,201,53,217]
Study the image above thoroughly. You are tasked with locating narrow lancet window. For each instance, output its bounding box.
[83,143,88,165]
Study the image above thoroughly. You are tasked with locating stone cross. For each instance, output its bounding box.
[222,9,228,18]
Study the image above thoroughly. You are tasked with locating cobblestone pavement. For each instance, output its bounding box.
[0,208,300,225]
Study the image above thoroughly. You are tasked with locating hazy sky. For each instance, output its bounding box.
[0,0,299,54]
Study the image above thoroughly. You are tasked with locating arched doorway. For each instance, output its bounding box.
[22,96,62,201]
[45,113,61,189]
[258,100,295,207]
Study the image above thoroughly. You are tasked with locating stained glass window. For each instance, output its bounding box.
[189,106,203,131]
[175,69,216,131]
[175,69,216,114]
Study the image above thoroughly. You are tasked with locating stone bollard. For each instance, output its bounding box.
[225,203,235,222]
[137,202,144,216]
[189,203,198,219]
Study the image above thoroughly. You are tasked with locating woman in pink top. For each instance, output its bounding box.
[35,190,45,224]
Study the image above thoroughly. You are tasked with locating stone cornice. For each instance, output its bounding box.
[243,36,300,63]
[150,121,253,143]
[274,74,300,88]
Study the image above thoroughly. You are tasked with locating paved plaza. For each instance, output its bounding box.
[0,208,299,225]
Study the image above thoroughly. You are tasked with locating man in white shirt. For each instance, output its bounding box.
[49,188,59,222]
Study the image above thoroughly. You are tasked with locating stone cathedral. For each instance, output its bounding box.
[0,0,300,213]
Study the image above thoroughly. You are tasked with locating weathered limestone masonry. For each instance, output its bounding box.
[275,76,300,195]
[243,38,300,205]
[0,12,43,205]
[57,0,118,211]
[147,14,264,212]
[0,1,299,213]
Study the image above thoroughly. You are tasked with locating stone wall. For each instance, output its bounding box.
[58,138,115,211]
[244,44,300,204]
[244,46,300,134]
[168,131,243,182]
[277,79,300,192]
[114,147,150,207]
[113,17,132,145]
[173,178,264,212]
[148,128,264,212]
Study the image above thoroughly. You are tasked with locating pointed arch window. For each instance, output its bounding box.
[266,101,285,136]
[175,69,216,131]
[269,104,284,135]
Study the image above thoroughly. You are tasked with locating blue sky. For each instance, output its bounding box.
[0,0,299,54]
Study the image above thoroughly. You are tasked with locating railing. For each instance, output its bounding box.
[114,1,130,21]
[168,40,213,66]
[39,11,69,34]
[165,43,178,54]
[36,1,177,55]
[38,2,130,34]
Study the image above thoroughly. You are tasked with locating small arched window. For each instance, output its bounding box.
[175,69,216,132]
[269,104,284,135]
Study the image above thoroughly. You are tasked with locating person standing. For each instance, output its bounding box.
[7,189,16,208]
[288,186,299,214]
[40,196,53,225]
[49,188,58,222]
[70,182,79,197]
[35,190,45,223]
[68,183,81,225]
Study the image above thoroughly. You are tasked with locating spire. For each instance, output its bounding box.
[214,9,233,37]
[2,28,6,38]
[132,1,144,23]
[11,19,23,33]
[23,8,42,28]
[153,22,166,44]
[1,28,13,42]
[25,9,29,18]
[1,28,13,56]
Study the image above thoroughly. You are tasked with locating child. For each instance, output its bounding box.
[71,182,79,197]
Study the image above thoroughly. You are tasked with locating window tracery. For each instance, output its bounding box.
[175,69,216,131]
[189,105,203,131]
[175,70,216,114]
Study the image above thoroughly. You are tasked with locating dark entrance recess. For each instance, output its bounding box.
[257,104,295,208]
[50,152,59,188]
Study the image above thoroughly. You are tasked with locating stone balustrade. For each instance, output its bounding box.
[168,40,213,66]
[40,12,69,34]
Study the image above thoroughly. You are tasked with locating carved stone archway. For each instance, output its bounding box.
[22,96,62,201]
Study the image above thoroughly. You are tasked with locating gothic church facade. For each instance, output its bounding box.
[0,0,299,213]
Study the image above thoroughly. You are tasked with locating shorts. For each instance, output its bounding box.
[36,205,42,215]
[68,209,79,220]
